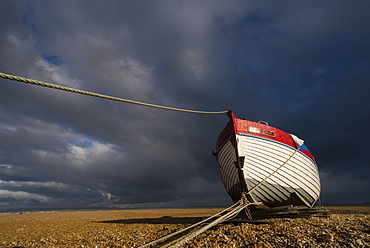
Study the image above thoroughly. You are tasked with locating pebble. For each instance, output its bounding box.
[0,206,369,247]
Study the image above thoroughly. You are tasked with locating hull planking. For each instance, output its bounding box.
[215,111,321,207]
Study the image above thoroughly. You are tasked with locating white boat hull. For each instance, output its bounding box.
[215,112,321,207]
[237,134,320,207]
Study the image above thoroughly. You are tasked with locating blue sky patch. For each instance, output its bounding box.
[65,138,107,148]
[43,55,64,66]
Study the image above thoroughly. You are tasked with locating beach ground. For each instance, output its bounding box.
[0,206,369,247]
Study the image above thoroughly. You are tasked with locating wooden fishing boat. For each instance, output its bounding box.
[214,111,321,207]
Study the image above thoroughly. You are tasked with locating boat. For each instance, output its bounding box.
[213,111,321,208]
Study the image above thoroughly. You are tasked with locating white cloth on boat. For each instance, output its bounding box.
[290,134,304,148]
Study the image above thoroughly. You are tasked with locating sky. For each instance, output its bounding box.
[0,1,369,212]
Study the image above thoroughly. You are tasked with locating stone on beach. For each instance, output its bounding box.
[0,206,369,247]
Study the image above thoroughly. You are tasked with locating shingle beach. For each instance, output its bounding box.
[0,206,369,247]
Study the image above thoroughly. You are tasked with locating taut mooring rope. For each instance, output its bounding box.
[0,72,228,114]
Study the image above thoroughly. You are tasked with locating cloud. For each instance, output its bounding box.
[0,189,50,202]
[0,1,369,212]
[34,58,81,88]
[320,166,370,204]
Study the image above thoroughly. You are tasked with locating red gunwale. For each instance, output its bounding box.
[216,112,316,163]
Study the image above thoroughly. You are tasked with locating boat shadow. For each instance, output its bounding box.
[95,216,204,225]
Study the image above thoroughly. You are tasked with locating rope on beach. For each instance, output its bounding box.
[0,72,228,114]
[137,200,244,248]
[139,197,262,248]
[162,201,251,248]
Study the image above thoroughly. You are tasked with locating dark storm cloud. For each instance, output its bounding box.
[0,1,369,212]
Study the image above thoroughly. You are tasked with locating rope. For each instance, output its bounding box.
[162,200,251,248]
[139,199,259,248]
[138,201,242,248]
[0,72,228,114]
